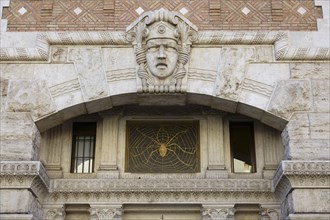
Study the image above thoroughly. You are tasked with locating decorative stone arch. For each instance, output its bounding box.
[34,92,288,133]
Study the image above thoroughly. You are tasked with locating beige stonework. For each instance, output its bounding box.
[0,3,329,220]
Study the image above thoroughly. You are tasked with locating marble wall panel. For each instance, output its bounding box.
[68,48,109,101]
[215,47,255,100]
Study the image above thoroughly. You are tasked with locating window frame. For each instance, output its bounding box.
[229,121,257,174]
[70,122,97,174]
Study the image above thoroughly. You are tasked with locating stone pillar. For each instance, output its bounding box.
[205,116,228,178]
[202,205,235,220]
[43,125,63,178]
[97,114,119,178]
[43,205,65,220]
[90,205,122,220]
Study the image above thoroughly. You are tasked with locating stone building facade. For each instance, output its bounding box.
[0,0,329,219]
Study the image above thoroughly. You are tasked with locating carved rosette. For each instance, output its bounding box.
[126,9,198,93]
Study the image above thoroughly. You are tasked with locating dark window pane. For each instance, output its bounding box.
[230,121,256,173]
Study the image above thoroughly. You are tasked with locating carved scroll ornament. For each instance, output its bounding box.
[126,9,198,93]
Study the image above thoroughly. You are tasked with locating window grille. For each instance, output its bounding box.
[70,122,96,173]
[126,121,200,173]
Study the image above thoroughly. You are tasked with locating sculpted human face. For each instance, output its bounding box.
[146,39,178,79]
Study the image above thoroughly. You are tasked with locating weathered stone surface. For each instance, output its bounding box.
[1,77,9,96]
[6,80,56,120]
[268,80,312,119]
[34,64,78,88]
[103,48,136,71]
[0,113,40,160]
[312,80,330,112]
[245,63,290,87]
[215,47,255,100]
[68,48,109,101]
[292,189,330,213]
[255,46,274,62]
[51,46,68,63]
[309,113,330,139]
[290,63,330,80]
[285,113,310,140]
[188,48,220,95]
[1,64,35,79]
[287,139,330,160]
[0,190,31,213]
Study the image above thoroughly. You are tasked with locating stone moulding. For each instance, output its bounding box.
[51,178,271,193]
[1,31,329,62]
[272,161,330,200]
[0,161,50,189]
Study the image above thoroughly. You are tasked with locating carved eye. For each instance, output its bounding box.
[165,45,177,52]
[147,46,158,52]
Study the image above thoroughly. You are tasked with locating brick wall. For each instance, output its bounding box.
[2,0,323,31]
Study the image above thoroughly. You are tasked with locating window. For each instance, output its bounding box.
[70,122,96,173]
[126,120,200,173]
[230,121,256,173]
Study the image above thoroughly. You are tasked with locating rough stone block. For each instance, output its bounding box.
[268,80,312,119]
[6,80,56,120]
[285,113,310,140]
[309,113,330,139]
[291,189,330,213]
[290,63,330,80]
[0,190,31,213]
[288,139,330,160]
[312,80,330,112]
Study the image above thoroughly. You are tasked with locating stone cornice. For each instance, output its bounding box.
[1,31,329,61]
[51,178,271,193]
[0,161,50,189]
[273,160,330,189]
[272,160,330,200]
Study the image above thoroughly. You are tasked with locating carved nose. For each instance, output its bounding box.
[157,45,166,58]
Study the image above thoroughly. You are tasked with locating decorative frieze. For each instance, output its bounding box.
[1,30,329,62]
[273,161,330,200]
[0,161,50,200]
[52,178,271,193]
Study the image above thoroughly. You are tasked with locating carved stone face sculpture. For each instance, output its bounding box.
[146,38,178,79]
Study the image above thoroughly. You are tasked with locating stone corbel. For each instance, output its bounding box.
[202,205,235,220]
[90,205,122,220]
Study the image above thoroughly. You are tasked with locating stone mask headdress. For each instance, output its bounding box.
[126,9,198,93]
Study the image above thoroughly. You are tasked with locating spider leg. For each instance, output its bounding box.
[142,149,159,164]
[167,143,195,155]
[136,127,160,145]
[167,148,193,168]
[166,128,190,145]
[130,144,157,157]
